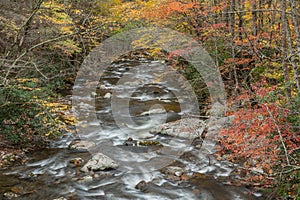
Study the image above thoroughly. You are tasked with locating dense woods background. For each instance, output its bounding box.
[0,0,299,198]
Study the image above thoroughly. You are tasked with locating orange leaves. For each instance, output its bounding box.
[157,1,195,18]
[140,0,195,22]
[225,58,252,66]
[210,1,228,13]
[218,86,298,184]
[168,1,195,12]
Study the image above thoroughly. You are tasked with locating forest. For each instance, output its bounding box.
[0,0,299,199]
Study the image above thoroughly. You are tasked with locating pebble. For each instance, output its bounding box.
[104,92,111,99]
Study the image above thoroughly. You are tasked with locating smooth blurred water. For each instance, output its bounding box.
[0,59,262,200]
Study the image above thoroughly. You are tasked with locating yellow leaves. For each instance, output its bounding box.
[244,0,252,10]
[39,1,74,34]
[242,13,252,22]
[73,9,81,14]
[35,98,76,135]
[16,78,39,83]
[59,114,76,126]
[109,1,144,23]
[242,1,253,22]
[95,0,123,17]
[52,39,82,56]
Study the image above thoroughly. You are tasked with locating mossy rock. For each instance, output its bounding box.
[137,140,162,146]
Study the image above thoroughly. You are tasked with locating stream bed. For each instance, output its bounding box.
[0,57,264,200]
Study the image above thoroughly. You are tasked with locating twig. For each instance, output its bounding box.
[32,62,48,80]
[262,103,290,166]
[183,113,211,119]
[2,32,77,86]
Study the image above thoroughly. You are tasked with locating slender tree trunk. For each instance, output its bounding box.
[237,0,244,40]
[252,0,258,36]
[286,24,300,96]
[289,0,300,95]
[268,1,276,45]
[229,0,239,94]
[258,0,263,33]
[280,0,291,103]
[211,0,220,67]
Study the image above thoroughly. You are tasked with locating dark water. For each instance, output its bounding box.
[0,59,263,200]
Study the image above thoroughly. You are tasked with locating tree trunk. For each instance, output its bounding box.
[280,0,291,103]
[289,0,300,95]
[229,0,239,94]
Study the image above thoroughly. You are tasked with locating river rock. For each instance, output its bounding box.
[137,140,162,147]
[80,153,118,172]
[161,166,185,177]
[68,140,95,151]
[103,92,111,99]
[69,157,84,167]
[53,197,68,200]
[123,138,162,147]
[3,192,19,199]
[76,175,93,183]
[150,118,206,139]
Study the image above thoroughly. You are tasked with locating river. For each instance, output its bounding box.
[0,56,264,200]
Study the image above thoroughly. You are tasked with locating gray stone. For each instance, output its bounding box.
[150,118,206,139]
[80,153,118,172]
[69,140,95,151]
[206,101,226,116]
[76,175,93,183]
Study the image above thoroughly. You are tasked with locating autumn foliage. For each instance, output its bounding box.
[218,81,300,186]
[1,0,300,197]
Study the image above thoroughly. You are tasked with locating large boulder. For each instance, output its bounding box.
[80,153,118,172]
[150,118,206,140]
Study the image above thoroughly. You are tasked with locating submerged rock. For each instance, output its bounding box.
[69,157,84,167]
[119,138,163,153]
[123,138,162,147]
[76,175,93,183]
[137,140,162,146]
[150,118,206,139]
[68,140,95,151]
[161,166,185,177]
[161,166,187,182]
[80,152,118,172]
[135,180,187,198]
[123,137,138,146]
[135,180,148,191]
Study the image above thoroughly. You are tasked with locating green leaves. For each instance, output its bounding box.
[0,78,62,146]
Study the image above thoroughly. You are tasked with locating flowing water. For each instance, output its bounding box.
[0,57,264,200]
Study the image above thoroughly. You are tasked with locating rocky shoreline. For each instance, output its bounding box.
[0,114,268,200]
